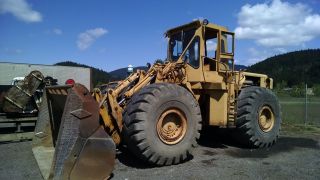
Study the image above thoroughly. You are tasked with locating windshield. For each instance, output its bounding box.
[168,29,196,61]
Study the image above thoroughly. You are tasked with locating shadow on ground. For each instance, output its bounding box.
[116,126,319,169]
[199,127,319,159]
[116,146,155,169]
[116,146,193,169]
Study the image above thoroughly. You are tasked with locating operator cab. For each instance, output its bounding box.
[166,19,235,74]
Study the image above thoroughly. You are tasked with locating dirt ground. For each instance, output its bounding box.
[0,128,319,180]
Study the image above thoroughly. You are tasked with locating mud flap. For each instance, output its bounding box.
[32,84,116,180]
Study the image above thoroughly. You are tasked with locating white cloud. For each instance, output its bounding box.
[243,47,288,65]
[0,0,42,23]
[235,0,320,47]
[192,17,204,21]
[53,28,62,35]
[3,48,22,55]
[77,28,108,50]
[206,40,217,51]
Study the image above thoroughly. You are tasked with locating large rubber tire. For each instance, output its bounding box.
[235,86,281,148]
[123,83,202,166]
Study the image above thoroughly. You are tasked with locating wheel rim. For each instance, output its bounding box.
[156,108,187,145]
[258,106,275,132]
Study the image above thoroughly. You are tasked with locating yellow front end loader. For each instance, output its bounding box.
[33,19,281,179]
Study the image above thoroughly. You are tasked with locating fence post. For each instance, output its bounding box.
[305,83,308,125]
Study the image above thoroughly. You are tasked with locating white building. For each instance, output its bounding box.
[0,62,92,90]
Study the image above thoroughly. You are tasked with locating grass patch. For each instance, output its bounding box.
[280,103,319,125]
[278,96,320,126]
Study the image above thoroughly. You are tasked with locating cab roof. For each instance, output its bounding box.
[165,20,230,36]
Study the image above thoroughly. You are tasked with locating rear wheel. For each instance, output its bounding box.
[123,83,202,165]
[235,86,281,148]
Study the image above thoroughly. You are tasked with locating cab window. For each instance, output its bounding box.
[183,36,200,68]
[168,29,196,61]
[205,29,218,58]
[204,28,218,71]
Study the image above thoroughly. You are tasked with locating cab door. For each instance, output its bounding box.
[184,35,205,82]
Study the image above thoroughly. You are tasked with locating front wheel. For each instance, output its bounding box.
[123,83,202,166]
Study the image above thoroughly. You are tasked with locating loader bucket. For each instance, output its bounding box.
[32,84,116,180]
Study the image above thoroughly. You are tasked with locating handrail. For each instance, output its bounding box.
[202,56,229,72]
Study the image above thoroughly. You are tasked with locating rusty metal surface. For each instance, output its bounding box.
[69,127,115,180]
[156,108,187,145]
[0,85,11,112]
[32,83,115,180]
[32,88,56,179]
[3,70,44,112]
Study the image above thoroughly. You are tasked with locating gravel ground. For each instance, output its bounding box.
[0,129,319,180]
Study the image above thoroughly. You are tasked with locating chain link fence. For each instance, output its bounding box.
[279,96,320,126]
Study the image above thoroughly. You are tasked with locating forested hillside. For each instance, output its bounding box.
[56,49,320,89]
[247,49,320,87]
[109,66,148,80]
[109,64,247,80]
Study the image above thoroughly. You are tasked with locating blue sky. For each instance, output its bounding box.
[0,0,320,71]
